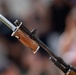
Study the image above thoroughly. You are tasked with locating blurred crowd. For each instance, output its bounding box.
[0,0,76,75]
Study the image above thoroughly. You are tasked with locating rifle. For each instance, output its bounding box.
[0,14,76,75]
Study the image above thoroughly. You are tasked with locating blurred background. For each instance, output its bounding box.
[0,0,76,75]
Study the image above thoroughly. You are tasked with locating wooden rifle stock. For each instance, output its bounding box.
[66,70,76,75]
[69,71,76,75]
[12,29,39,53]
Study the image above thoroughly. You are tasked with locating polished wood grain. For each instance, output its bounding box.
[14,29,39,53]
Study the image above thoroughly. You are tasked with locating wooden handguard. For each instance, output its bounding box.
[13,29,39,53]
[66,70,76,75]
